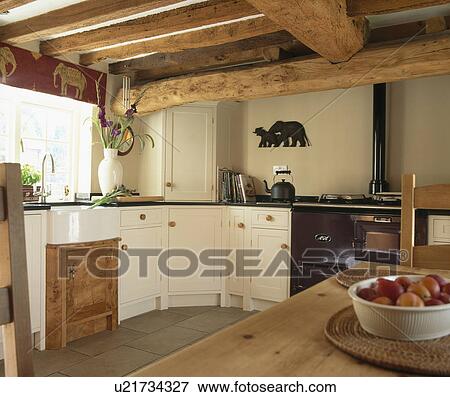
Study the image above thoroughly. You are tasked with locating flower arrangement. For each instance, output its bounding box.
[93,104,154,152]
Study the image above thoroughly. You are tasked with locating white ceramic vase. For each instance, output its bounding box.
[98,149,123,195]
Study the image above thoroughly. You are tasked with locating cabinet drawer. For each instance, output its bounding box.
[432,218,450,241]
[120,209,162,227]
[251,210,289,229]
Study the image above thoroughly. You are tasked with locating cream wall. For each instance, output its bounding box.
[388,76,450,191]
[233,75,450,196]
[237,86,374,196]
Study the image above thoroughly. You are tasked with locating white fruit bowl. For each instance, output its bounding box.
[348,275,450,341]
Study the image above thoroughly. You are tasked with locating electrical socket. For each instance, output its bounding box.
[273,165,288,174]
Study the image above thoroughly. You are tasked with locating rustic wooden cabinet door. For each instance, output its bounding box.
[228,209,245,295]
[46,239,118,349]
[168,208,222,293]
[165,106,214,201]
[250,228,289,303]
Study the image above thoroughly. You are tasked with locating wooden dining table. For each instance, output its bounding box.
[132,265,450,377]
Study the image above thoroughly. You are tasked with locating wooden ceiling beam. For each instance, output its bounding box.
[0,0,185,44]
[0,0,34,14]
[40,0,260,57]
[80,16,280,66]
[109,32,307,81]
[347,0,450,16]
[112,30,450,114]
[246,0,367,62]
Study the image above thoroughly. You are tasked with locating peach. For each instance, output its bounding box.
[407,283,432,300]
[420,277,441,299]
[396,292,425,307]
[372,296,394,306]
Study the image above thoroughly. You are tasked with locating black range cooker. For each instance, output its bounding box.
[289,194,427,296]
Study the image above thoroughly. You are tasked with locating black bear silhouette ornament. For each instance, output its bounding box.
[253,121,311,148]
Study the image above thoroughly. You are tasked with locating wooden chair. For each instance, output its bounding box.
[401,174,450,270]
[0,163,34,376]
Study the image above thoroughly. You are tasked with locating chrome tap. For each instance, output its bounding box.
[39,153,55,203]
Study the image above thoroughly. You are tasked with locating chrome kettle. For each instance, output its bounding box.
[263,170,296,202]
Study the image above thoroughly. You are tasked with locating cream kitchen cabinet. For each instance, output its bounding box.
[428,216,450,245]
[227,208,246,296]
[165,106,214,201]
[119,208,164,320]
[250,227,290,303]
[138,102,244,201]
[167,207,222,295]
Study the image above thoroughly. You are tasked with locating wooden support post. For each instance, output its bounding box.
[400,174,415,268]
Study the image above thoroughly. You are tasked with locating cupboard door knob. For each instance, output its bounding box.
[266,215,273,222]
[169,221,176,227]
[281,243,289,250]
[140,214,146,221]
[238,222,245,229]
[121,244,128,251]
[166,182,172,187]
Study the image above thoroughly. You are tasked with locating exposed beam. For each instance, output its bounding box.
[80,16,280,66]
[0,0,34,14]
[110,33,305,81]
[426,16,448,32]
[112,30,450,114]
[0,0,185,44]
[40,0,260,56]
[347,0,450,16]
[246,0,367,62]
[369,20,427,42]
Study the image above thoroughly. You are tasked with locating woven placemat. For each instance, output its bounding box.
[325,306,450,376]
[336,268,419,288]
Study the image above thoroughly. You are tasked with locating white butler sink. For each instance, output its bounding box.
[47,206,120,244]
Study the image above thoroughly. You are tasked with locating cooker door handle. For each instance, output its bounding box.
[374,217,392,223]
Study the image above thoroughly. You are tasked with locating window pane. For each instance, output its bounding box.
[47,141,69,172]
[21,105,45,139]
[48,110,71,141]
[21,138,45,170]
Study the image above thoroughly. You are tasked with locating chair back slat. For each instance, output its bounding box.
[415,185,450,209]
[401,174,450,271]
[0,287,11,326]
[0,187,4,221]
[0,163,34,377]
[413,246,450,270]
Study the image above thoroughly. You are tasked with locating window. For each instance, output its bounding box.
[0,84,93,201]
[0,99,11,162]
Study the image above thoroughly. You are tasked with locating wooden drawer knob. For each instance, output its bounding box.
[281,243,289,250]
[238,222,245,229]
[266,215,273,222]
[140,214,146,221]
[168,221,176,227]
[121,244,128,251]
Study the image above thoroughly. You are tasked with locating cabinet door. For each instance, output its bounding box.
[24,214,41,332]
[120,227,162,305]
[228,209,245,295]
[251,228,289,303]
[168,208,221,293]
[165,106,214,201]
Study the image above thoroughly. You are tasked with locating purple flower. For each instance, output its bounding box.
[98,105,108,128]
[125,104,137,119]
[111,127,121,138]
